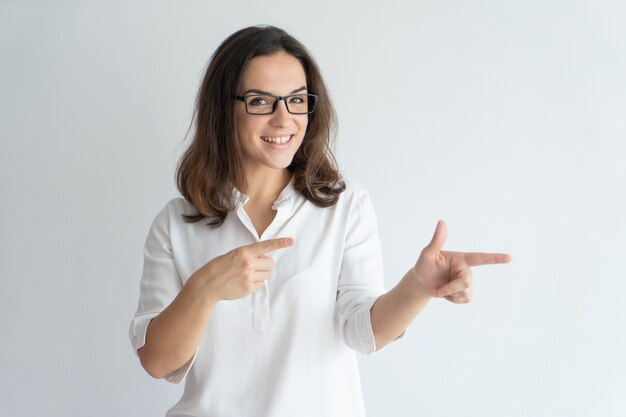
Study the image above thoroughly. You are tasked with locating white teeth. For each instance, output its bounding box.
[261,135,291,144]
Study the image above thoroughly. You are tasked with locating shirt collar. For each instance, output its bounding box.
[231,176,297,210]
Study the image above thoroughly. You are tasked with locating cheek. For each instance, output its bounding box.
[297,117,309,134]
[237,116,261,140]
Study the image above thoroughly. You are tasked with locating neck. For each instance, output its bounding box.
[242,166,292,205]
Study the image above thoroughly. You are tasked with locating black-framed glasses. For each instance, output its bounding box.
[235,93,319,115]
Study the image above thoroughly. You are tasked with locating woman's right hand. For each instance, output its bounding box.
[187,237,294,303]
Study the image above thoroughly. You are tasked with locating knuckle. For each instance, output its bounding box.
[241,259,254,270]
[231,247,247,260]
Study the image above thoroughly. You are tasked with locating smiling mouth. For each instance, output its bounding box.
[260,135,293,144]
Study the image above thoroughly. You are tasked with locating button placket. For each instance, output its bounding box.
[233,182,295,333]
[250,198,291,332]
[252,282,271,332]
[251,205,281,333]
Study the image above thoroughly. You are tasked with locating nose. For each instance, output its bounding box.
[270,98,292,126]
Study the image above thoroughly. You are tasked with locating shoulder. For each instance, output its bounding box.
[334,177,380,232]
[150,197,200,229]
[164,197,197,214]
[338,177,372,205]
[319,177,377,221]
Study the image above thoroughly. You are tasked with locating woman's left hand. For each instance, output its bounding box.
[410,220,512,303]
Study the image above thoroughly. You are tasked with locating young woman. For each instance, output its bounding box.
[129,25,511,417]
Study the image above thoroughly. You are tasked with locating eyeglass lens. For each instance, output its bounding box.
[244,94,316,114]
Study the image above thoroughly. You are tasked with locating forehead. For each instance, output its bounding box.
[240,51,307,94]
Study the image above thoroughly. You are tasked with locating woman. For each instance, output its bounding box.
[129,25,511,416]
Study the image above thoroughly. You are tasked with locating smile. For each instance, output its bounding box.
[260,135,292,144]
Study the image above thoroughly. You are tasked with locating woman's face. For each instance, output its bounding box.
[235,51,309,174]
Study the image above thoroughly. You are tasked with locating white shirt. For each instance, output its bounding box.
[129,178,389,417]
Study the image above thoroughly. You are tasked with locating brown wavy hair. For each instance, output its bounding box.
[176,25,345,227]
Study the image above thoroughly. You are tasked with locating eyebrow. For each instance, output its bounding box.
[242,86,308,95]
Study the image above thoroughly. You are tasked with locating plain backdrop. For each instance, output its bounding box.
[1,1,625,416]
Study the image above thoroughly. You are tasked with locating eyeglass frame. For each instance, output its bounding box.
[235,93,319,115]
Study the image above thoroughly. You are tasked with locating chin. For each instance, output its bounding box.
[265,158,295,170]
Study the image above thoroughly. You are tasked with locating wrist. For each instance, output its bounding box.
[185,272,222,306]
[405,267,432,300]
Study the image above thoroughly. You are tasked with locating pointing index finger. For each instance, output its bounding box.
[462,252,512,267]
[249,237,295,255]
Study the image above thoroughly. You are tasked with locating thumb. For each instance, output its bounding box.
[425,220,447,253]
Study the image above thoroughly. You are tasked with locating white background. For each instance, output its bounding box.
[1,1,625,416]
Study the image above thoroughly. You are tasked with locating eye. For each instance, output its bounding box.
[248,96,271,106]
[288,95,306,104]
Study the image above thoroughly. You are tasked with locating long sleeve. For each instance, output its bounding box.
[334,190,386,354]
[128,201,196,383]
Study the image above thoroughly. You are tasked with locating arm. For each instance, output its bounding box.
[137,277,217,379]
[370,220,511,351]
[137,238,292,379]
[370,269,431,351]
